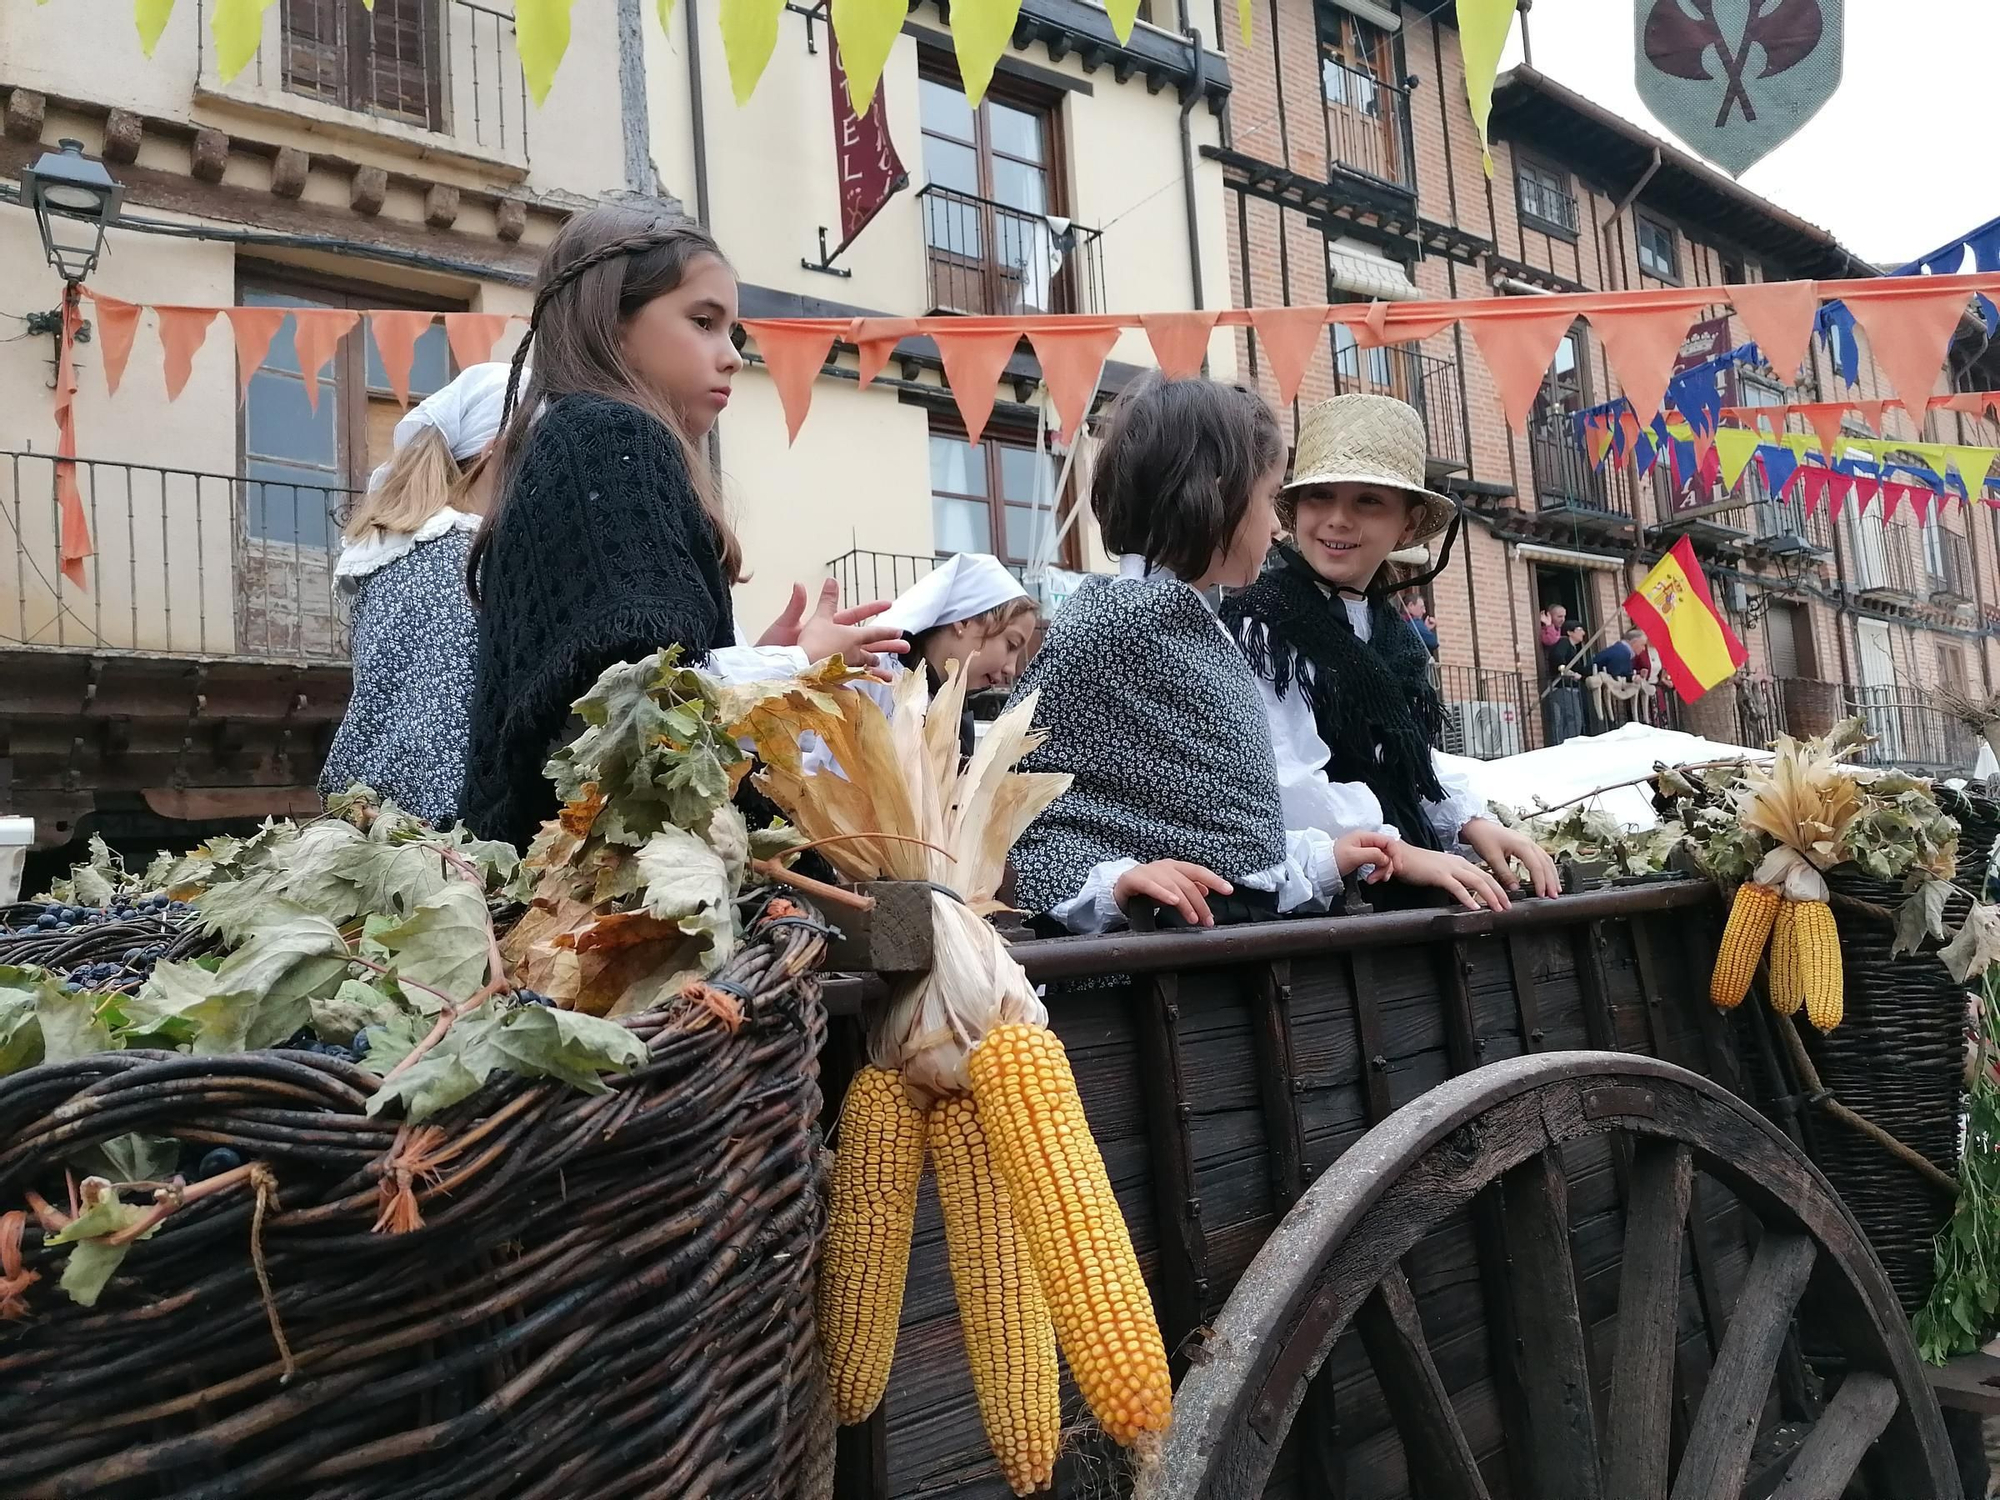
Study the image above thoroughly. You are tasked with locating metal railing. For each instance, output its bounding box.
[827,549,938,609]
[2,452,354,661]
[1528,418,1624,519]
[1928,527,1975,603]
[1516,171,1580,235]
[199,0,529,162]
[1844,685,1980,775]
[1842,516,1924,600]
[1320,56,1416,192]
[920,186,1105,317]
[1436,665,1544,758]
[1749,493,1835,554]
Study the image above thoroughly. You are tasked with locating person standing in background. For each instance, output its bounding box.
[1401,591,1438,654]
[1546,621,1588,745]
[1538,603,1568,648]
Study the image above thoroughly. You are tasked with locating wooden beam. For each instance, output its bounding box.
[1503,1148,1603,1500]
[1605,1141,1694,1500]
[1356,1268,1493,1500]
[1247,959,1306,1210]
[1133,971,1209,1364]
[1769,1373,1897,1499]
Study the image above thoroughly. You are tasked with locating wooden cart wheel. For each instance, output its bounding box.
[1137,1050,1955,1500]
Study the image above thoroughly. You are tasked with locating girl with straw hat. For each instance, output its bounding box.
[1222,393,1560,910]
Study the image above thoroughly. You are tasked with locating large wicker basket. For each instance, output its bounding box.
[0,897,836,1500]
[1799,787,1999,1317]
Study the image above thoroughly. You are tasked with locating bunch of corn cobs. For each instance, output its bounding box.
[1710,879,1843,1031]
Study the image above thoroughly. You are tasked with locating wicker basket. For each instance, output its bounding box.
[1800,787,2000,1317]
[0,898,836,1500]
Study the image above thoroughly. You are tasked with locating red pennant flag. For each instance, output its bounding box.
[1248,305,1332,407]
[1880,481,1906,520]
[369,311,436,407]
[741,319,842,444]
[1619,410,1643,458]
[290,309,360,412]
[1140,310,1218,380]
[1588,302,1694,427]
[1028,323,1122,441]
[1851,474,1880,511]
[1845,282,1971,441]
[154,306,220,402]
[1801,468,1827,517]
[442,312,513,371]
[934,327,1025,447]
[1584,414,1613,468]
[225,307,289,406]
[1728,279,1819,382]
[852,317,919,389]
[90,294,143,397]
[1461,303,1581,433]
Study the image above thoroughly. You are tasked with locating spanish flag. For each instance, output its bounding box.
[1622,536,1747,704]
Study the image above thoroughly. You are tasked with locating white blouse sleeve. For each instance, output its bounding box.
[1046,832,1342,935]
[1421,752,1489,850]
[1255,657,1402,845]
[703,644,811,684]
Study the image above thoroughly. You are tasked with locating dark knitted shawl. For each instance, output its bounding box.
[1223,545,1447,852]
[459,394,736,849]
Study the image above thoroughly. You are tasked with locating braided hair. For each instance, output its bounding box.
[468,205,743,602]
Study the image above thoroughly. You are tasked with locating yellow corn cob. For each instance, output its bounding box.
[1768,899,1803,1016]
[930,1092,1062,1496]
[1710,881,1780,1009]
[1792,899,1844,1031]
[820,1065,927,1424]
[967,1021,1172,1448]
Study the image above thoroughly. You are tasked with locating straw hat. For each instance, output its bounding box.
[1281,394,1459,544]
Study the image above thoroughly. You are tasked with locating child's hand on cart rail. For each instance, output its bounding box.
[1458,817,1562,900]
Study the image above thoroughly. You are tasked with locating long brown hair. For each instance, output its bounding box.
[468,206,743,602]
[342,426,483,544]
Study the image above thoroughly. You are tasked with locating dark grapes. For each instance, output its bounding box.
[514,988,554,1008]
[196,1147,243,1179]
[351,1031,372,1058]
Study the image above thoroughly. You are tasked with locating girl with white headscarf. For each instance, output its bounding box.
[318,363,516,824]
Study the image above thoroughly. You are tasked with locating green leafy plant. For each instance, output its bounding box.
[1915,955,2000,1363]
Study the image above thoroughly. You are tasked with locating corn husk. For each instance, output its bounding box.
[737,663,1071,1103]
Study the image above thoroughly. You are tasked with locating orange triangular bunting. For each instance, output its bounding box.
[934,328,1024,447]
[1140,310,1218,380]
[369,310,436,407]
[225,306,289,405]
[154,306,219,402]
[1798,403,1848,464]
[1028,324,1122,440]
[851,318,919,390]
[1728,279,1819,382]
[1845,281,1971,442]
[1461,303,1581,433]
[1588,303,1693,427]
[290,309,360,412]
[1248,305,1331,406]
[443,312,513,371]
[1852,399,1885,434]
[90,294,143,396]
[741,319,841,444]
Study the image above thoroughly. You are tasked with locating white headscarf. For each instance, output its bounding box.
[877,553,1030,637]
[365,362,521,492]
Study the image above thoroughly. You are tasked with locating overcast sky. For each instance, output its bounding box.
[1497,1,1996,268]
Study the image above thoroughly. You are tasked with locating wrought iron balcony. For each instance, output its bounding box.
[1320,55,1416,194]
[1842,516,1924,603]
[919,186,1105,317]
[1330,345,1469,475]
[1748,493,1835,556]
[2,451,354,663]
[197,0,530,165]
[1928,526,1975,604]
[1844,685,1980,776]
[1527,417,1628,525]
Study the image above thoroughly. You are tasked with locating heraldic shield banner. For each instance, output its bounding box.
[1635,0,1844,177]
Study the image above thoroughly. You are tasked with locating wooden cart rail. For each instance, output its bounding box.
[825,876,1789,1500]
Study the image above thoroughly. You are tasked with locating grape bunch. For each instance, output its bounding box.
[0,895,199,994]
[276,1025,371,1067]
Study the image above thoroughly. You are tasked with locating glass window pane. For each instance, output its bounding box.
[245,373,339,467]
[919,78,976,143]
[929,434,988,496]
[1334,323,1359,379]
[242,290,334,375]
[367,318,450,397]
[988,103,1044,164]
[933,495,992,555]
[1552,334,1577,379]
[1004,502,1044,563]
[998,442,1053,502]
[990,157,1047,215]
[922,137,981,197]
[244,462,343,548]
[1321,54,1349,106]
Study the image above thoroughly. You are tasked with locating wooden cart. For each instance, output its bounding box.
[820,877,1959,1500]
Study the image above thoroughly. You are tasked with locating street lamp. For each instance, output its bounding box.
[21,138,123,284]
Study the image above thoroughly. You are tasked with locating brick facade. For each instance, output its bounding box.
[1218,2,2000,769]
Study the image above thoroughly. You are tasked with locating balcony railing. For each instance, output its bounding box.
[1436,665,1544,759]
[1841,516,1924,601]
[2,452,354,662]
[920,187,1105,317]
[1928,527,1975,604]
[1528,418,1626,522]
[828,549,938,610]
[1749,493,1835,555]
[1320,56,1416,193]
[1844,685,1980,775]
[197,0,529,164]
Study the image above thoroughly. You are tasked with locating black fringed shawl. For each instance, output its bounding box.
[459,394,737,849]
[1223,545,1448,851]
